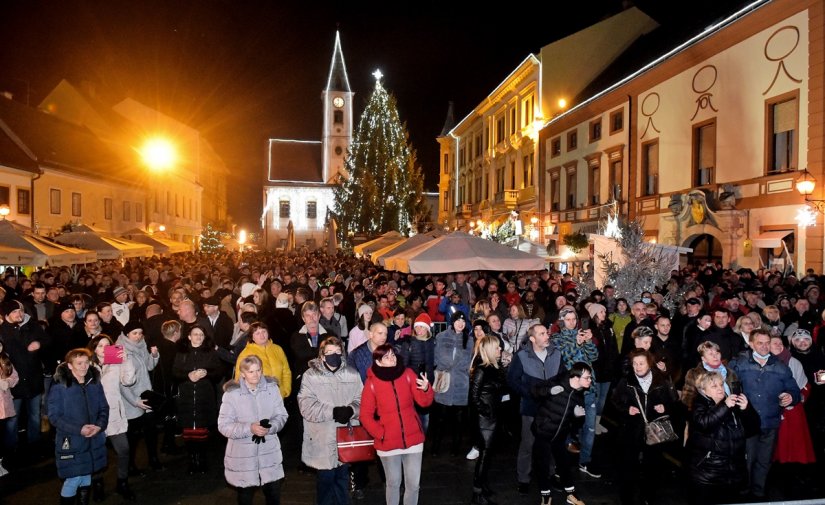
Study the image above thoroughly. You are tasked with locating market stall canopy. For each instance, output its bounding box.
[353,231,405,257]
[0,244,37,266]
[0,220,97,266]
[371,230,444,266]
[54,225,153,259]
[121,229,192,255]
[385,231,546,273]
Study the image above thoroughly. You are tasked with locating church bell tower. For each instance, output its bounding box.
[321,31,354,184]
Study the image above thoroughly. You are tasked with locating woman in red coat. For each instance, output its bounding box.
[360,344,434,505]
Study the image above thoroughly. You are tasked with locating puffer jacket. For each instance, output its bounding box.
[532,372,585,440]
[552,327,599,371]
[298,358,362,470]
[433,328,473,406]
[94,357,136,436]
[173,343,223,429]
[396,334,435,383]
[360,366,433,451]
[234,341,291,398]
[689,392,761,486]
[218,377,288,488]
[116,334,159,420]
[48,363,109,479]
[470,363,507,423]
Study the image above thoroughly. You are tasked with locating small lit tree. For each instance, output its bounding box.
[200,223,224,255]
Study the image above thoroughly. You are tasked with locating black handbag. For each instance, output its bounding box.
[140,389,167,411]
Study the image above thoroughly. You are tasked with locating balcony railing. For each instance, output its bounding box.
[494,190,519,208]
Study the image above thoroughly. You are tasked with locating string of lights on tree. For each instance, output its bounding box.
[334,70,426,247]
[200,222,224,254]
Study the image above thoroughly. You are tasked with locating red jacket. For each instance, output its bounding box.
[360,367,434,451]
[426,290,446,322]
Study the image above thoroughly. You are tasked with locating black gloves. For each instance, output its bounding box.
[252,418,271,444]
[332,406,354,424]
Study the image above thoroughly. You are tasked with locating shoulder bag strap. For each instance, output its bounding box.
[631,385,648,423]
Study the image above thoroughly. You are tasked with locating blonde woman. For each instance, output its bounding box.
[468,336,506,503]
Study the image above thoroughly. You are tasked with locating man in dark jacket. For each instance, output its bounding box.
[532,363,591,505]
[729,328,800,499]
[506,323,564,495]
[704,308,746,362]
[22,282,55,328]
[0,299,49,453]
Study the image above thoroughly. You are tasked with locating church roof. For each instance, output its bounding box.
[267,139,323,183]
[325,31,351,93]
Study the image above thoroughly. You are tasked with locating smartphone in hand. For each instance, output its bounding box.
[103,345,123,365]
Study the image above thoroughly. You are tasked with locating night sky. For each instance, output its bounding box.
[0,0,752,228]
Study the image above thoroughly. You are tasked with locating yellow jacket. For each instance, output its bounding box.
[234,342,292,398]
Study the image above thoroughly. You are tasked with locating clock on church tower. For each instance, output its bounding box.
[333,96,344,108]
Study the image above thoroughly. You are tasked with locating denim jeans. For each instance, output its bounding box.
[316,464,350,505]
[745,428,777,497]
[4,395,41,449]
[578,387,598,466]
[61,474,91,497]
[381,450,423,505]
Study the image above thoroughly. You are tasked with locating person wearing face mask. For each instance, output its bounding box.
[298,336,362,505]
[681,341,739,412]
[729,329,801,499]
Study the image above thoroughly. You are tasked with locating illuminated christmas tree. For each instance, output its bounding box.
[200,222,224,255]
[334,70,427,246]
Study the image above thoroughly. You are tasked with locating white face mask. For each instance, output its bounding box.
[752,350,771,361]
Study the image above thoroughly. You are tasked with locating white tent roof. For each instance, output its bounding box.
[121,229,192,255]
[0,244,37,266]
[353,231,405,256]
[54,225,153,259]
[384,231,546,273]
[370,230,444,266]
[0,220,97,266]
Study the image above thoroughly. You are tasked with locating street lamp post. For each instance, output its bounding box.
[795,169,825,213]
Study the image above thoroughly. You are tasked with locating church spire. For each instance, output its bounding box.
[325,31,351,93]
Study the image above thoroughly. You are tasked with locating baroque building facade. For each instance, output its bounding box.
[539,0,824,272]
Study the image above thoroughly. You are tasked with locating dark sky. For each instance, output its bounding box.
[0,0,752,228]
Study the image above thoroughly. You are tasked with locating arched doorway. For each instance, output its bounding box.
[687,234,722,265]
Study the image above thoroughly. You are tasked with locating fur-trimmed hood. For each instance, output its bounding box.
[53,361,101,387]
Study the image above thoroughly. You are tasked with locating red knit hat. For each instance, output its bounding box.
[413,313,432,330]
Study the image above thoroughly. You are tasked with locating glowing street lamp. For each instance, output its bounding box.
[140,137,177,171]
[158,225,166,232]
[796,168,825,214]
[0,204,9,220]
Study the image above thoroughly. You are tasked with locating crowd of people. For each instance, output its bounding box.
[0,248,823,504]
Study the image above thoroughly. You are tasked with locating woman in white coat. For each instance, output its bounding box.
[219,355,288,505]
[298,336,362,505]
[89,334,137,500]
